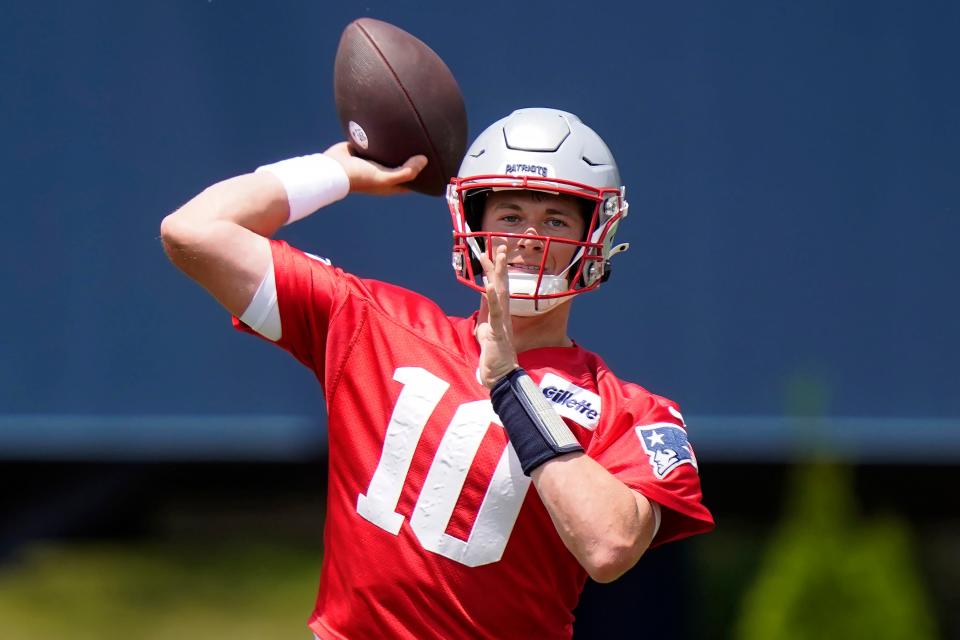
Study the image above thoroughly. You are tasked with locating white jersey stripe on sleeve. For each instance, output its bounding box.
[240,259,282,341]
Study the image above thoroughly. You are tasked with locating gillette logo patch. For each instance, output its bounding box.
[539,372,601,430]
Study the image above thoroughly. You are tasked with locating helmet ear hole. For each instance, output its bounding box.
[578,259,608,288]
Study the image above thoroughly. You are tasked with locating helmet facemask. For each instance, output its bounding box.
[447,177,629,316]
[447,108,630,316]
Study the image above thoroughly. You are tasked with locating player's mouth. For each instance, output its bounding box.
[508,263,542,274]
[508,263,564,278]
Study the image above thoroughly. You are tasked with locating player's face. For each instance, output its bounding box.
[480,191,587,277]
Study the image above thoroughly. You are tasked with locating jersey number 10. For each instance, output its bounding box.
[356,367,532,567]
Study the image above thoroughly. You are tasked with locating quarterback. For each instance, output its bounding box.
[161,108,714,639]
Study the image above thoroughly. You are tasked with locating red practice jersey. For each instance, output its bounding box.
[234,240,714,640]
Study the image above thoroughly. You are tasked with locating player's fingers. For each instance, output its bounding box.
[493,246,513,335]
[477,247,494,277]
[403,154,428,175]
[378,155,428,185]
[486,246,506,330]
[485,278,506,335]
[493,245,509,296]
[486,252,508,325]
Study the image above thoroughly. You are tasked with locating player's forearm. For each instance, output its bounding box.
[531,453,655,583]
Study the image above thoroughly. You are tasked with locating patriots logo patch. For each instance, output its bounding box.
[635,423,698,479]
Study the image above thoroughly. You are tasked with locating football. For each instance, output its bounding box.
[334,18,468,196]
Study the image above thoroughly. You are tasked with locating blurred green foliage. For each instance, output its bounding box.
[734,461,938,640]
[0,540,320,640]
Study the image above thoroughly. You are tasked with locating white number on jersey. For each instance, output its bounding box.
[356,367,532,567]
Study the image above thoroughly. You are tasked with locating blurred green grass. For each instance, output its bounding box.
[0,539,321,640]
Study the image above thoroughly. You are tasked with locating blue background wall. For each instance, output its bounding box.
[2,1,958,451]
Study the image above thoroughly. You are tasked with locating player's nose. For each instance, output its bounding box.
[517,228,544,252]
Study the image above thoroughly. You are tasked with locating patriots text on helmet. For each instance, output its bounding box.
[504,163,550,177]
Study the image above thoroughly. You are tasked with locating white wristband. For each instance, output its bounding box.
[256,153,350,224]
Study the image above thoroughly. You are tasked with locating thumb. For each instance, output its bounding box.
[377,154,428,187]
[401,154,428,177]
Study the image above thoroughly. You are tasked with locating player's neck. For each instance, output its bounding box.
[511,308,574,352]
[477,297,575,353]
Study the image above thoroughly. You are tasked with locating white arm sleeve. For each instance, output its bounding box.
[239,259,281,341]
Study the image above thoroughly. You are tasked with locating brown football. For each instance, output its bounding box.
[334,18,468,196]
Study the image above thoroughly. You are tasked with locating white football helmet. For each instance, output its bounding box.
[447,108,629,316]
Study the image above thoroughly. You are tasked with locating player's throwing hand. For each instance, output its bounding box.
[324,141,427,196]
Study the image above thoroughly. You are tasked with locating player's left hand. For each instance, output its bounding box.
[476,243,520,388]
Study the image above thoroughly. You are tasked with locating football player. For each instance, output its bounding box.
[161,108,714,639]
